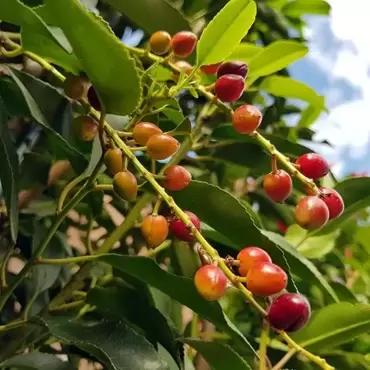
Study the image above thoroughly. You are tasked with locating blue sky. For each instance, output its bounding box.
[290,0,370,178]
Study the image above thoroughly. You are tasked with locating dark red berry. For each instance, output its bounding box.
[194,265,228,301]
[169,211,200,241]
[295,196,329,230]
[163,165,191,191]
[263,170,292,203]
[319,187,344,220]
[296,153,330,180]
[217,61,248,79]
[171,31,197,58]
[237,247,272,277]
[200,63,221,75]
[267,293,311,332]
[215,74,245,103]
[87,85,101,111]
[232,104,262,134]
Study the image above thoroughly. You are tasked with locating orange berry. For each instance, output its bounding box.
[194,265,227,301]
[63,74,89,100]
[246,262,287,296]
[232,104,262,134]
[149,30,172,55]
[113,171,138,202]
[147,134,180,160]
[237,247,272,277]
[104,148,123,176]
[73,115,98,141]
[133,122,162,146]
[295,196,329,230]
[174,60,193,74]
[163,165,191,191]
[263,170,292,203]
[141,215,169,248]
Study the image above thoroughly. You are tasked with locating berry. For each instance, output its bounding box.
[263,170,292,203]
[215,74,245,103]
[133,122,162,146]
[267,293,311,332]
[232,104,262,134]
[295,196,329,230]
[169,211,201,241]
[174,60,193,74]
[296,153,329,180]
[170,31,197,58]
[194,265,228,301]
[149,30,172,55]
[237,247,272,277]
[217,61,248,79]
[113,171,138,202]
[63,74,89,100]
[319,187,344,220]
[141,215,169,248]
[200,63,221,75]
[163,165,191,191]
[104,148,123,176]
[73,115,98,141]
[87,85,101,111]
[246,262,287,297]
[147,134,180,160]
[276,220,288,234]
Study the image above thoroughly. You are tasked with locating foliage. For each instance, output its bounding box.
[1,0,369,369]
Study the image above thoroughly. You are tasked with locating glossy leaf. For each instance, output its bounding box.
[260,76,323,105]
[98,254,257,355]
[0,0,80,73]
[44,0,142,115]
[0,353,73,370]
[297,97,326,128]
[106,0,190,34]
[226,43,263,63]
[196,0,257,65]
[183,339,252,370]
[19,153,52,190]
[282,0,331,17]
[0,97,19,244]
[6,67,87,173]
[248,40,308,77]
[292,303,370,353]
[39,316,168,370]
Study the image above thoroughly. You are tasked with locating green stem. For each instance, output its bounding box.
[259,319,270,370]
[0,247,13,290]
[37,255,98,264]
[145,240,172,257]
[271,349,296,370]
[49,300,85,312]
[86,210,94,255]
[58,173,88,212]
[22,288,40,320]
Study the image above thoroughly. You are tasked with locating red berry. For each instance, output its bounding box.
[217,61,248,79]
[295,196,329,230]
[200,63,221,75]
[149,31,172,55]
[171,31,197,58]
[169,211,200,242]
[276,221,288,234]
[267,293,311,332]
[246,262,287,296]
[215,74,245,103]
[163,165,191,191]
[237,247,272,277]
[296,153,329,180]
[263,170,292,203]
[232,104,262,134]
[141,215,169,248]
[74,115,98,141]
[147,133,180,160]
[87,85,101,111]
[194,265,227,301]
[133,122,162,146]
[319,187,344,220]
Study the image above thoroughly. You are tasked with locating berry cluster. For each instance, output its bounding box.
[194,246,311,333]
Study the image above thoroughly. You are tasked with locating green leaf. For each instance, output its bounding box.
[106,0,190,34]
[260,76,323,105]
[282,0,331,17]
[182,339,252,370]
[98,254,257,356]
[87,286,182,368]
[248,40,308,78]
[39,316,168,370]
[0,353,74,370]
[297,98,325,128]
[291,303,370,353]
[6,66,87,173]
[170,181,297,292]
[19,153,52,190]
[309,178,370,237]
[196,0,257,66]
[44,0,142,115]
[0,0,81,73]
[0,98,19,244]
[226,43,263,63]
